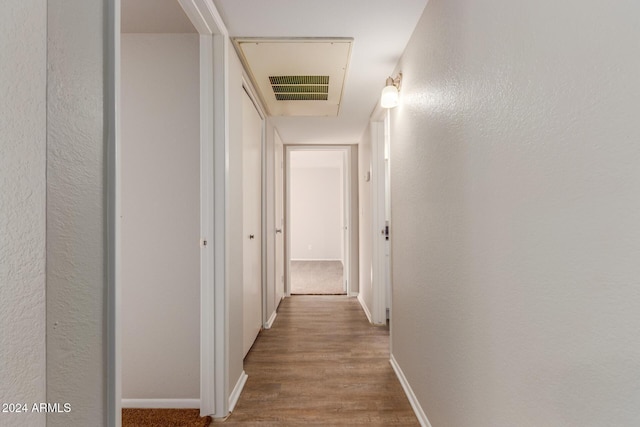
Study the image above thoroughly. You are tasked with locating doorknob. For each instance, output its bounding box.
[249,234,255,239]
[275,228,282,234]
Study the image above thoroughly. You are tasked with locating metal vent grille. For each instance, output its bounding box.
[269,75,329,101]
[269,76,329,85]
[275,93,329,101]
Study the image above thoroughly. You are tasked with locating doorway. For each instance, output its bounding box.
[119,4,201,410]
[285,146,355,296]
[113,0,228,421]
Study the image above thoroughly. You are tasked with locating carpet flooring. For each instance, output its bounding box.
[290,260,344,294]
[122,408,211,427]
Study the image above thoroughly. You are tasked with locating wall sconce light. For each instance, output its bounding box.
[380,73,402,109]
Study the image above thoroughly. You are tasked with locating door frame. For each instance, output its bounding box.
[108,0,231,423]
[284,145,355,297]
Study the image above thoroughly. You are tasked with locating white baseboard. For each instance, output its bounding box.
[121,399,199,409]
[265,310,277,329]
[357,293,373,324]
[228,371,248,412]
[389,355,432,427]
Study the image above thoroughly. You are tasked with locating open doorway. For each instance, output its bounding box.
[114,0,227,420]
[285,147,352,295]
[120,1,201,410]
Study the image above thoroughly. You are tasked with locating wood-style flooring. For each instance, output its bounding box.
[220,296,419,426]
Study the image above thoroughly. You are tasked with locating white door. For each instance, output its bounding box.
[242,90,263,357]
[274,132,285,304]
[372,119,391,325]
[384,112,392,319]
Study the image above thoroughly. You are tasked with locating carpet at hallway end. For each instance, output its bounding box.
[122,408,211,427]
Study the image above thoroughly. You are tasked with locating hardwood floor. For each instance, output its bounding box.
[220,296,419,426]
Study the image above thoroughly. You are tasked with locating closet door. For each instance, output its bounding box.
[242,90,263,357]
[274,133,285,302]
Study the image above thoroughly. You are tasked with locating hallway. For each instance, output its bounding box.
[6,0,640,425]
[223,296,419,426]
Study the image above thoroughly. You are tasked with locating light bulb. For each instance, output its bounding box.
[381,84,399,108]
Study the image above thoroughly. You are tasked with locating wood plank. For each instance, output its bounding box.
[221,296,419,426]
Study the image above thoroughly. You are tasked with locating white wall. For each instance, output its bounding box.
[121,34,200,400]
[390,1,640,426]
[291,168,343,260]
[290,152,344,261]
[0,2,46,426]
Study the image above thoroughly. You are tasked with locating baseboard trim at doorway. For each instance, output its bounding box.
[389,355,432,427]
[228,371,248,412]
[357,294,373,324]
[121,399,200,409]
[265,310,277,329]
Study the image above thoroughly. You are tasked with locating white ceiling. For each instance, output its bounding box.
[121,0,196,33]
[122,0,429,144]
[214,0,429,144]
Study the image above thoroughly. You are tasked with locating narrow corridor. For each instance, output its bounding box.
[223,296,418,426]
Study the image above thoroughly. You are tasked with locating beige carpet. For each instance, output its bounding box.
[122,409,211,427]
[290,260,345,294]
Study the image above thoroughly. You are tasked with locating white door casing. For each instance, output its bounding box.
[242,89,263,357]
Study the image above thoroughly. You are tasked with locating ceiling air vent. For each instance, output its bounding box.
[269,76,329,101]
[235,39,352,116]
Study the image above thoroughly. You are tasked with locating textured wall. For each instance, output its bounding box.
[0,2,47,426]
[46,0,106,425]
[121,34,200,400]
[390,1,640,426]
